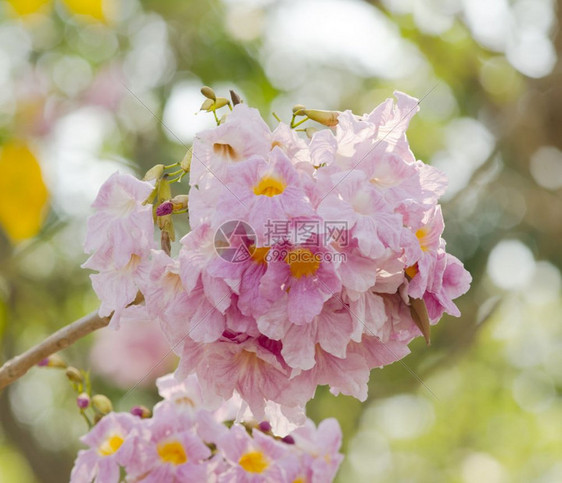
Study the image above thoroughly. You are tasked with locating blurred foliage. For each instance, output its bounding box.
[0,0,561,481]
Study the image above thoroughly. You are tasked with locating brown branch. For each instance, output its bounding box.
[0,311,110,391]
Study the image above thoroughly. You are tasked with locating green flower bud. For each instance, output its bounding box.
[143,164,165,181]
[91,394,113,415]
[65,367,83,383]
[214,97,230,110]
[180,151,191,173]
[200,86,216,100]
[305,127,318,139]
[303,109,339,127]
[292,104,306,116]
[200,99,214,111]
[171,194,188,212]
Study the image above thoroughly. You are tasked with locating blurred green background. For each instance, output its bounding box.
[0,0,561,481]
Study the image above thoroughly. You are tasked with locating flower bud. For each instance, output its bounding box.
[200,99,214,111]
[130,405,152,419]
[143,164,165,181]
[292,104,306,116]
[214,97,230,110]
[201,86,216,101]
[157,175,172,203]
[76,393,90,409]
[157,215,175,242]
[303,109,339,127]
[161,228,172,255]
[91,394,113,415]
[305,127,318,139]
[281,435,295,445]
[180,151,191,173]
[143,186,158,206]
[65,367,83,383]
[409,297,431,346]
[156,201,173,217]
[258,421,272,433]
[38,354,67,369]
[171,194,188,211]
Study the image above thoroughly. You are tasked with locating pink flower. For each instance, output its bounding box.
[289,418,344,483]
[127,403,211,483]
[70,413,140,483]
[81,91,471,419]
[190,104,272,188]
[215,425,297,482]
[213,148,314,244]
[424,253,472,321]
[317,170,404,259]
[362,90,420,164]
[83,172,155,269]
[175,335,313,422]
[404,205,446,299]
[275,297,355,371]
[84,253,148,328]
[82,172,156,327]
[257,238,342,326]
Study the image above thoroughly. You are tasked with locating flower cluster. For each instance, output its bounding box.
[70,374,343,483]
[83,91,471,422]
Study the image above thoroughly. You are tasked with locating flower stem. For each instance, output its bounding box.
[0,311,111,391]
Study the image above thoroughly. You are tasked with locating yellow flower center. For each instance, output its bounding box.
[98,435,124,456]
[213,142,239,161]
[285,248,321,278]
[405,263,419,280]
[239,450,269,473]
[253,176,286,197]
[174,396,196,407]
[250,245,270,265]
[293,478,306,483]
[157,440,188,465]
[415,226,430,252]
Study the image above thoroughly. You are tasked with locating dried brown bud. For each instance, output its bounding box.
[230,89,242,106]
[409,297,431,345]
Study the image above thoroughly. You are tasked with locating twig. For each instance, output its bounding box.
[0,311,110,391]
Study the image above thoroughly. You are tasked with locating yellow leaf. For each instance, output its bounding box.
[60,0,110,22]
[0,142,49,242]
[5,0,51,16]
